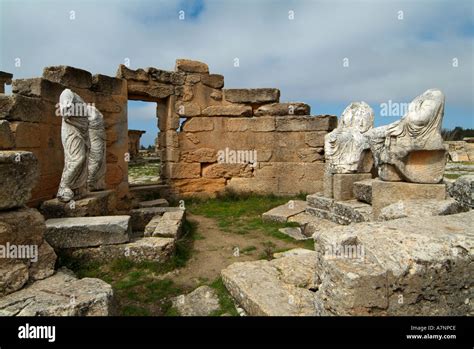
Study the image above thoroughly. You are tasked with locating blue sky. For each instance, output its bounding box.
[1,0,473,146]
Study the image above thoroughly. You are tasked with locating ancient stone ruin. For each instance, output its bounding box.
[0,61,472,317]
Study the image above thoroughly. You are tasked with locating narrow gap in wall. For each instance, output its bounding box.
[127,100,161,187]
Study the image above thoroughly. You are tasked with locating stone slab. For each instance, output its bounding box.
[45,216,131,248]
[332,173,373,201]
[278,227,310,240]
[312,211,474,315]
[261,200,308,223]
[221,253,318,316]
[172,286,220,316]
[62,237,175,263]
[372,180,446,219]
[0,269,113,316]
[130,207,182,232]
[138,198,169,208]
[39,190,117,219]
[378,198,468,221]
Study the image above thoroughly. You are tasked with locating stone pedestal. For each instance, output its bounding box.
[331,173,373,201]
[372,181,446,219]
[39,190,116,219]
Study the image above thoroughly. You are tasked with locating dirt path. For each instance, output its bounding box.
[168,213,296,290]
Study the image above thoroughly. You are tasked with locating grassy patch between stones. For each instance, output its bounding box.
[186,193,313,250]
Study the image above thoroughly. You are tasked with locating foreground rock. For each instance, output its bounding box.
[61,237,175,263]
[313,211,474,316]
[221,251,318,316]
[172,286,220,316]
[0,269,114,316]
[448,174,474,209]
[45,216,131,248]
[379,198,468,220]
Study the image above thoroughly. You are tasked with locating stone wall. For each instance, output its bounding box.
[118,59,337,198]
[0,67,129,207]
[1,59,338,205]
[445,140,474,162]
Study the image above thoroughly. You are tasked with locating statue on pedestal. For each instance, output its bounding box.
[368,89,447,183]
[325,101,375,174]
[57,89,106,202]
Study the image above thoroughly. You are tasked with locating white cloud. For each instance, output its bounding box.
[1,0,472,119]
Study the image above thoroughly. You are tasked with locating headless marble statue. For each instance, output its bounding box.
[57,89,106,202]
[368,88,447,183]
[325,101,374,174]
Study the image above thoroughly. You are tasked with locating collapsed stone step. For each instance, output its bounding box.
[306,194,372,225]
[278,227,309,241]
[261,200,308,223]
[287,212,339,236]
[144,210,185,239]
[312,211,474,316]
[61,237,175,264]
[221,250,318,316]
[130,206,183,232]
[45,216,131,249]
[172,285,220,316]
[138,198,169,208]
[0,269,113,316]
[129,184,170,202]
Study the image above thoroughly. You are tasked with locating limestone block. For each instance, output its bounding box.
[161,147,180,162]
[28,241,57,281]
[0,269,114,316]
[332,173,373,201]
[0,151,39,210]
[168,163,201,179]
[312,211,474,315]
[372,180,446,218]
[297,148,324,162]
[139,198,169,208]
[0,120,14,149]
[226,177,278,195]
[176,102,201,117]
[182,117,215,132]
[12,78,64,103]
[304,131,326,147]
[0,94,45,123]
[146,67,185,85]
[202,105,252,117]
[175,59,209,74]
[448,175,474,209]
[262,200,308,223]
[45,216,131,249]
[171,178,226,197]
[275,115,337,132]
[255,102,310,116]
[130,207,182,232]
[64,237,175,263]
[91,74,125,95]
[180,148,217,163]
[39,190,117,219]
[201,74,224,89]
[9,122,41,148]
[116,64,149,81]
[221,254,318,316]
[172,286,220,316]
[159,131,179,148]
[0,260,29,297]
[225,117,275,132]
[223,88,280,104]
[43,66,92,89]
[150,211,184,239]
[185,74,201,84]
[352,179,375,204]
[127,82,174,99]
[379,199,468,221]
[202,163,253,179]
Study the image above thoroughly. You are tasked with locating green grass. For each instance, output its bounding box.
[186,193,313,250]
[128,162,161,179]
[209,278,239,316]
[444,173,463,180]
[58,217,197,316]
